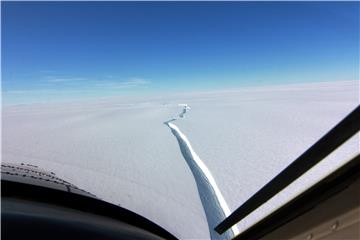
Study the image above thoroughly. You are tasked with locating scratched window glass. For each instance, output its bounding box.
[2,2,359,239]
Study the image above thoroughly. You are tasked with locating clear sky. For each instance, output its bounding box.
[2,2,359,104]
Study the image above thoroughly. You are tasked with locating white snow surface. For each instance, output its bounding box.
[2,80,359,238]
[2,100,209,239]
[167,121,239,237]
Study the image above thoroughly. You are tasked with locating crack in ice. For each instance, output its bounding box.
[164,104,239,239]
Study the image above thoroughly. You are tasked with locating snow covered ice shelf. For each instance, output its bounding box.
[2,80,359,238]
[174,80,359,233]
[2,100,209,239]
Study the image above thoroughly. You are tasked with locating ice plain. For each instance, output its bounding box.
[2,80,359,239]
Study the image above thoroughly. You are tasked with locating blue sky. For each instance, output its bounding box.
[2,2,359,104]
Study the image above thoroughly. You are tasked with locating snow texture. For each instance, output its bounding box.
[165,107,239,239]
[2,80,359,239]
